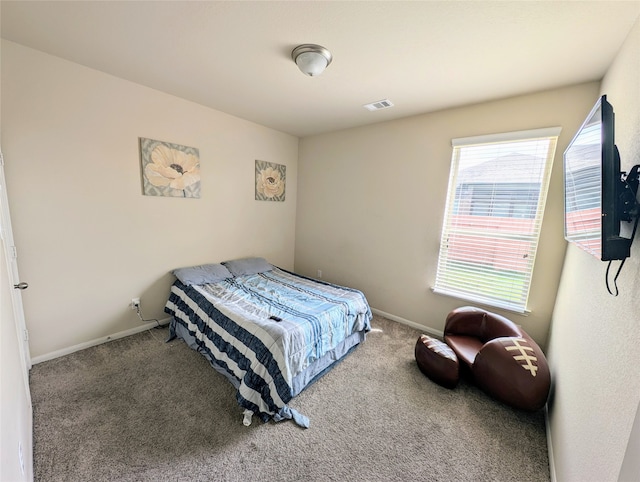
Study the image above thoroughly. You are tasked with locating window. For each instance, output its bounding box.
[434,127,560,313]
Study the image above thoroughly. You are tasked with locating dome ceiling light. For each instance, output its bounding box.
[291,44,332,77]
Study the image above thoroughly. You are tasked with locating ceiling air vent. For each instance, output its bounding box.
[363,99,394,111]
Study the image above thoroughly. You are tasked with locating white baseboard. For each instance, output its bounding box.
[545,405,557,482]
[31,309,437,365]
[30,317,172,365]
[371,308,443,338]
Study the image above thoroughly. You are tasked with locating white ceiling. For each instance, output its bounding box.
[1,1,639,137]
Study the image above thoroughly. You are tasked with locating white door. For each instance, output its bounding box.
[0,150,31,369]
[0,148,33,481]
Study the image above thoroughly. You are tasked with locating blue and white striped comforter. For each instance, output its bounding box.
[164,268,372,427]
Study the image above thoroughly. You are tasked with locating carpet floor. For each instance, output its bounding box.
[30,315,550,481]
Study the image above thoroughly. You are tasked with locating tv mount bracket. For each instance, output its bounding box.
[619,164,640,221]
[608,164,640,296]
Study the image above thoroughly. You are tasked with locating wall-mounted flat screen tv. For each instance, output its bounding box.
[564,95,633,261]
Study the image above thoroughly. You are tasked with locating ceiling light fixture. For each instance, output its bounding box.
[291,44,332,77]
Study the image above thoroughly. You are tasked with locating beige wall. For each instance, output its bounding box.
[1,41,298,359]
[295,82,600,347]
[547,18,640,482]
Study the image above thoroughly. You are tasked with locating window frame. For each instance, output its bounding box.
[433,127,561,313]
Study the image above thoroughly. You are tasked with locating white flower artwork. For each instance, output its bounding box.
[139,138,200,198]
[255,160,286,202]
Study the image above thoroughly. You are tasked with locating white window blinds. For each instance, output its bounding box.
[434,127,560,313]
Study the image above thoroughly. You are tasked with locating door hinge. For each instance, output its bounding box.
[10,246,17,259]
[23,329,29,342]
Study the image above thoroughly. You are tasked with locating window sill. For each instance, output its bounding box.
[431,287,531,316]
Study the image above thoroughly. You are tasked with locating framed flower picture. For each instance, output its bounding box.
[139,137,200,198]
[255,160,286,202]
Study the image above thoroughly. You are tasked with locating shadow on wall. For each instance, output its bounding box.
[139,272,177,323]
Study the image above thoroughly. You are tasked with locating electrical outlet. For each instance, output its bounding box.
[131,298,140,310]
[317,269,322,279]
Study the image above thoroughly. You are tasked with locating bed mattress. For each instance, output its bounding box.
[164,267,372,427]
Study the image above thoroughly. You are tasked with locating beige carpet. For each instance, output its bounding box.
[30,315,550,481]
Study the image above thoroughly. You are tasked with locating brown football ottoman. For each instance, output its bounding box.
[415,334,459,389]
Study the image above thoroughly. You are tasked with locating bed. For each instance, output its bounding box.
[164,257,372,428]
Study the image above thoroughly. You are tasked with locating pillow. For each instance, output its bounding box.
[172,263,233,285]
[222,257,273,276]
